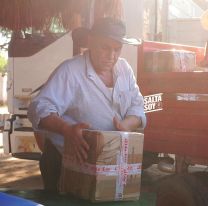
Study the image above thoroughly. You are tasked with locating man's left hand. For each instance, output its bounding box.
[113,115,142,132]
[113,116,129,131]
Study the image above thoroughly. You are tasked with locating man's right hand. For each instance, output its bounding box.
[39,114,90,163]
[62,123,90,164]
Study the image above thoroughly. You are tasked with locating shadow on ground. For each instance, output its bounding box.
[0,154,43,190]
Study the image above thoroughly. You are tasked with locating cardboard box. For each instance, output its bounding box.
[144,50,196,72]
[59,130,144,202]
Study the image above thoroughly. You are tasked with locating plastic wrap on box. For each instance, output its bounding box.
[59,130,144,202]
[144,50,196,72]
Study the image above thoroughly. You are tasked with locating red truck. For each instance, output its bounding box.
[138,41,208,206]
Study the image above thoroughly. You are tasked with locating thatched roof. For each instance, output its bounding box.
[0,0,123,31]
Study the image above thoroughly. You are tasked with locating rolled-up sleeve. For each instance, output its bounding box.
[125,64,146,129]
[28,61,74,130]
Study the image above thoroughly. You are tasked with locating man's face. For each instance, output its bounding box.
[88,35,122,72]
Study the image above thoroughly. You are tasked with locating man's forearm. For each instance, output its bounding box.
[39,113,71,136]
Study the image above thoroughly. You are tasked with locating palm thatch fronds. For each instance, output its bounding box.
[94,0,124,22]
[0,0,123,32]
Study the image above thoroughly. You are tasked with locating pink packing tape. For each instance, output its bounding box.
[63,133,141,200]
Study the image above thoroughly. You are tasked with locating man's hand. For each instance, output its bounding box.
[62,123,90,164]
[39,114,90,163]
[113,115,141,132]
[113,116,129,131]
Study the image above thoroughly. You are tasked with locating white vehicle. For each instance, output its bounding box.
[3,32,74,158]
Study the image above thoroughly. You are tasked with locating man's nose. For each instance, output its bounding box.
[107,49,116,59]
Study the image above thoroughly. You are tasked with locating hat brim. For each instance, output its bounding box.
[106,35,141,45]
[90,31,141,46]
[121,37,141,45]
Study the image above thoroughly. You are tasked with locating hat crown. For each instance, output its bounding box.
[91,17,126,39]
[90,17,140,45]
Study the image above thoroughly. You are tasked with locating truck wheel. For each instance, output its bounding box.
[142,151,158,169]
[192,171,208,188]
[156,173,208,206]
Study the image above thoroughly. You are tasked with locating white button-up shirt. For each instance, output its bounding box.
[28,51,146,150]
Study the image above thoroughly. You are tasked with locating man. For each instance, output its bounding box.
[28,17,146,191]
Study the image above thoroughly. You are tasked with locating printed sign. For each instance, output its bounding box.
[144,93,163,113]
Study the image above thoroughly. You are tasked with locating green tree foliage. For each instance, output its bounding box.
[0,27,10,74]
[0,55,7,73]
[0,27,11,50]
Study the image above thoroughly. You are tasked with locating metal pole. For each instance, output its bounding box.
[154,0,158,41]
[162,0,169,42]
